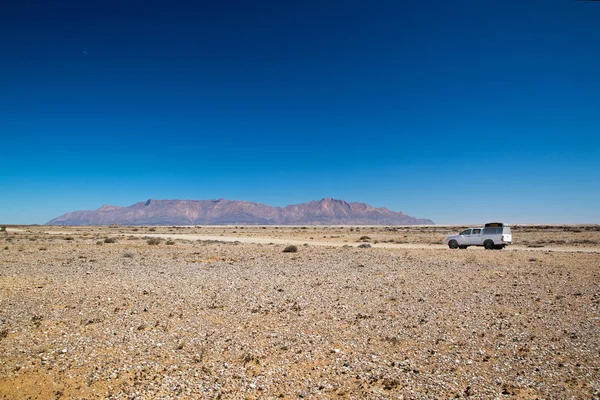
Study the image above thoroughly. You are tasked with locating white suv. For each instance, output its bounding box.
[445,223,512,250]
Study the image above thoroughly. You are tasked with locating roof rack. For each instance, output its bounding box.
[484,222,504,227]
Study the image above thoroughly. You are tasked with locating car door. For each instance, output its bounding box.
[469,228,482,245]
[458,229,471,245]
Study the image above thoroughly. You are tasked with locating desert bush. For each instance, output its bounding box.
[571,239,598,245]
[358,243,371,248]
[147,238,162,245]
[104,238,117,243]
[359,236,371,241]
[0,226,5,232]
[283,245,298,253]
[123,251,136,258]
[109,223,120,228]
[65,236,74,241]
[166,240,175,245]
[149,227,156,232]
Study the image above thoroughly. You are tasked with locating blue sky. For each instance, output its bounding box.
[1,0,599,224]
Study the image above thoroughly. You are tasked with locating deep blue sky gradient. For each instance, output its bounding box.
[1,0,599,224]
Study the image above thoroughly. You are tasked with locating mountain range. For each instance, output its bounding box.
[46,198,434,226]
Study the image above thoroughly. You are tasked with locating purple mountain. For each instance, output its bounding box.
[47,198,434,225]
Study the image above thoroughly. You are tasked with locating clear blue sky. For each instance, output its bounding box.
[1,0,599,224]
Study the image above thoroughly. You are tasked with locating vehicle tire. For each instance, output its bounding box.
[459,246,468,249]
[484,240,494,250]
[494,245,504,250]
[448,240,458,249]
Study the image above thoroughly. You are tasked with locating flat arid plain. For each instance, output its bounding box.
[1,225,599,399]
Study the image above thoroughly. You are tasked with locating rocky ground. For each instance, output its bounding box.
[0,225,599,399]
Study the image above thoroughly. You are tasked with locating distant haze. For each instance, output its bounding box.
[46,198,434,226]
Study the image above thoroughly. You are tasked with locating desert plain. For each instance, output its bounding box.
[0,224,599,399]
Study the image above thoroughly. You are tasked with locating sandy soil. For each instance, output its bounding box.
[1,225,599,398]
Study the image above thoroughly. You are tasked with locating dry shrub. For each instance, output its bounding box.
[283,245,298,253]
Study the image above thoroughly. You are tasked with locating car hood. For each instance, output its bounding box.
[445,234,460,242]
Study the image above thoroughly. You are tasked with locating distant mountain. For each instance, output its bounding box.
[46,198,434,226]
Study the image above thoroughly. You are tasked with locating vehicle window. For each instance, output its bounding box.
[472,229,481,234]
[483,227,500,234]
[460,229,471,235]
[503,227,511,234]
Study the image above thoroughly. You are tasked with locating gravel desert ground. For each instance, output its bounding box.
[1,225,599,399]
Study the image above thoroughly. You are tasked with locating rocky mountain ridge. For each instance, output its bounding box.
[47,198,434,225]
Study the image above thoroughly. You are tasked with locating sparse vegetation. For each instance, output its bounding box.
[147,238,162,245]
[0,224,599,398]
[283,245,298,253]
[104,237,117,243]
[166,240,175,245]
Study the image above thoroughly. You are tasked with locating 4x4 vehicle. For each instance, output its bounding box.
[445,222,512,250]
